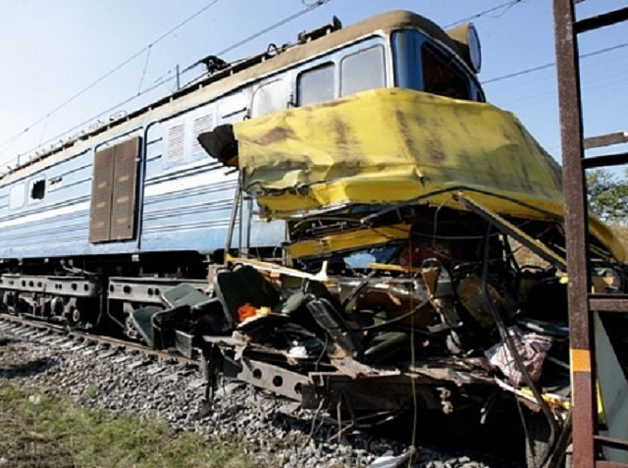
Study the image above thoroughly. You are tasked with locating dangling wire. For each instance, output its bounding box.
[480,222,558,467]
[137,45,153,95]
[408,237,418,467]
[445,0,525,28]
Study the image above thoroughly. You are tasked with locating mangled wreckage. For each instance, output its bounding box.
[142,88,627,461]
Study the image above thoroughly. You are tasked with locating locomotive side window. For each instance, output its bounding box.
[251,79,288,117]
[29,178,46,202]
[340,45,386,96]
[421,45,469,100]
[297,63,335,106]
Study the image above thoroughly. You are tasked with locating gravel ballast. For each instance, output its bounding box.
[0,322,522,467]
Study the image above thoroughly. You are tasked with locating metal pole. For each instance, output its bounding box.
[225,174,242,264]
[553,0,595,465]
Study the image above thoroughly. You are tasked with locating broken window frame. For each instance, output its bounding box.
[420,42,471,100]
[251,78,290,118]
[28,176,46,203]
[391,29,484,102]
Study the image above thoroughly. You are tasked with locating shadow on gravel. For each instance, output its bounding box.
[0,337,15,347]
[270,408,526,467]
[0,357,57,379]
[219,403,248,420]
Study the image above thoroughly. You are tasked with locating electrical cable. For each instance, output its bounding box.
[445,0,524,28]
[4,0,332,166]
[137,45,153,95]
[480,223,559,467]
[0,0,223,153]
[214,0,330,58]
[483,40,628,85]
[407,240,418,468]
[16,72,179,162]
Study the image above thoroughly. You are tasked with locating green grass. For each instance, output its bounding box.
[0,379,256,468]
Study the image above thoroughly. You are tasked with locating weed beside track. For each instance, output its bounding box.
[0,334,254,468]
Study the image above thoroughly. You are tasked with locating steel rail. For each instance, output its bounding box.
[0,313,199,367]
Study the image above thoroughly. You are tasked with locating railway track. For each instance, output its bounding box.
[0,312,527,467]
[0,313,199,367]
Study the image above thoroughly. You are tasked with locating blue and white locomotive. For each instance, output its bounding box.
[0,10,483,333]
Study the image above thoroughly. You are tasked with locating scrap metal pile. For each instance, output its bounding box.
[135,89,628,433]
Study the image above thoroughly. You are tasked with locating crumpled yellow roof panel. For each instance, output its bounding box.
[232,89,625,262]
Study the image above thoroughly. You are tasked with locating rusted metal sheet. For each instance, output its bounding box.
[595,436,628,452]
[554,0,628,465]
[584,131,628,150]
[89,137,140,243]
[89,146,115,243]
[596,462,628,468]
[582,152,628,170]
[302,373,440,412]
[110,137,140,241]
[223,356,308,401]
[589,297,628,312]
[571,370,596,466]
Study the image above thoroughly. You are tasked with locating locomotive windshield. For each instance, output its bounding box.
[393,29,485,102]
[296,40,387,107]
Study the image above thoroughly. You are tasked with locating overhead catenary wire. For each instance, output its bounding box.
[483,40,628,85]
[7,0,332,164]
[215,0,330,58]
[0,0,223,154]
[137,45,153,95]
[0,0,543,161]
[445,0,524,28]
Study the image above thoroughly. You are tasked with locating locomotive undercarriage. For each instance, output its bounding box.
[0,274,102,328]
[0,251,208,334]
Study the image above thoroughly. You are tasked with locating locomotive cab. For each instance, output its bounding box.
[293,12,485,110]
[392,27,485,102]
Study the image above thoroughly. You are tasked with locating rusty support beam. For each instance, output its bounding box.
[575,7,628,33]
[454,193,567,270]
[594,435,628,451]
[589,296,628,312]
[596,462,628,468]
[554,0,596,467]
[583,152,628,169]
[584,131,628,150]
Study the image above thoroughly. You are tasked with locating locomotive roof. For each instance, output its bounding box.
[2,10,474,184]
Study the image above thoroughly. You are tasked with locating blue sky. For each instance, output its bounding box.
[1,0,627,170]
